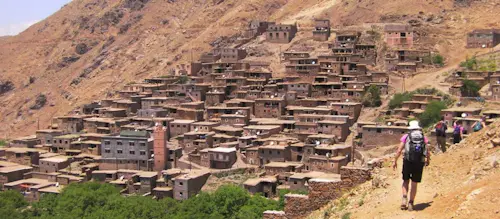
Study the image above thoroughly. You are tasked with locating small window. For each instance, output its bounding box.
[140,151,146,155]
[130,151,135,155]
[294,181,297,184]
[129,142,135,146]
[140,142,146,147]
[105,149,111,153]
[117,150,123,154]
[179,182,183,186]
[117,141,123,145]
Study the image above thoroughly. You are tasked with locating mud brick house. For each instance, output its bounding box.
[199,147,237,169]
[213,125,244,137]
[3,178,56,201]
[283,82,312,97]
[220,114,249,127]
[312,19,331,41]
[111,99,140,114]
[39,156,72,173]
[182,131,215,153]
[264,162,304,182]
[219,48,247,62]
[483,110,500,123]
[172,170,210,200]
[243,176,278,198]
[226,99,256,115]
[243,20,273,38]
[35,129,63,146]
[441,108,481,123]
[361,125,409,147]
[330,31,360,49]
[199,51,221,63]
[283,52,310,61]
[190,121,220,133]
[70,140,102,156]
[466,29,500,48]
[258,144,290,166]
[288,171,340,191]
[56,115,89,133]
[50,134,81,154]
[83,117,129,135]
[100,131,154,171]
[491,83,500,100]
[82,102,101,114]
[4,148,40,166]
[169,120,195,138]
[285,58,320,76]
[137,108,168,118]
[266,23,298,43]
[212,134,237,146]
[251,119,296,131]
[384,24,414,48]
[9,135,39,148]
[255,98,286,118]
[0,161,33,190]
[244,125,282,139]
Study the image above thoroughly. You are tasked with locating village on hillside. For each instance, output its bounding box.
[1,16,499,218]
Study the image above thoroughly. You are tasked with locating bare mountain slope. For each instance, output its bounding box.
[0,0,499,138]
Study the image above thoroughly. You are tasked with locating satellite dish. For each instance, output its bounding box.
[315,141,320,145]
[151,154,155,158]
[155,122,160,126]
[270,141,275,145]
[353,85,357,89]
[387,122,392,126]
[120,176,125,181]
[257,131,261,135]
[271,95,274,98]
[461,113,467,118]
[497,81,500,84]
[482,44,486,48]
[78,138,81,142]
[55,182,59,187]
[326,152,331,158]
[195,128,199,132]
[346,99,350,102]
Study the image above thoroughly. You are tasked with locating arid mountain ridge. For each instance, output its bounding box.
[0,0,499,138]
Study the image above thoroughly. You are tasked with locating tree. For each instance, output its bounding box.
[388,92,413,109]
[362,85,382,107]
[0,190,29,219]
[461,79,481,97]
[418,101,447,127]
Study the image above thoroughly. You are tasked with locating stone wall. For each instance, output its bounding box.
[263,211,287,219]
[271,166,373,218]
[284,194,310,219]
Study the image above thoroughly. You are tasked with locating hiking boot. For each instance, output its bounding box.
[400,196,408,210]
[408,201,414,211]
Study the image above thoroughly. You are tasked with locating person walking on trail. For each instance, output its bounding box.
[434,117,448,153]
[472,117,487,132]
[393,121,430,211]
[453,120,464,144]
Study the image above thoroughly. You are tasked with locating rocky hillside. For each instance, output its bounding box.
[0,0,499,138]
[309,120,500,219]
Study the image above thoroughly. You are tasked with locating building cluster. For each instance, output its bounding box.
[466,29,500,48]
[449,68,500,101]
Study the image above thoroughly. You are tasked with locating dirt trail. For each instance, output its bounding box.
[310,123,500,219]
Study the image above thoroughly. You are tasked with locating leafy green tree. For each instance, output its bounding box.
[418,101,447,127]
[0,190,28,219]
[461,79,481,97]
[362,85,382,107]
[388,92,413,109]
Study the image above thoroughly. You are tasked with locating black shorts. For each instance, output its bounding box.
[402,159,425,183]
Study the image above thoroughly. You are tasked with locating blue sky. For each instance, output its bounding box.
[0,0,72,36]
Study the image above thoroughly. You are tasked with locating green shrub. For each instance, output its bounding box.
[342,212,352,219]
[362,85,382,107]
[432,54,444,66]
[388,92,413,109]
[460,79,481,97]
[460,57,477,70]
[418,101,447,128]
[0,140,7,147]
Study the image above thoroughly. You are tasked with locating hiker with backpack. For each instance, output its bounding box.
[434,117,448,153]
[393,121,430,211]
[472,117,487,132]
[453,120,464,144]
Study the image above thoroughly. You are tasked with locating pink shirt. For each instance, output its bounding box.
[453,125,464,133]
[400,134,429,144]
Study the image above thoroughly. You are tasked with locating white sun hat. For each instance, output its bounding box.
[408,120,421,130]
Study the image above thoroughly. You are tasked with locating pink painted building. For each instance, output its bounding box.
[384,24,414,48]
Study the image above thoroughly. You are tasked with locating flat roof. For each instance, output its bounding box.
[38,185,64,194]
[244,125,281,130]
[289,171,340,180]
[208,147,237,153]
[441,108,481,112]
[171,120,196,124]
[243,177,277,186]
[213,126,243,132]
[153,187,173,192]
[264,162,304,168]
[40,156,71,163]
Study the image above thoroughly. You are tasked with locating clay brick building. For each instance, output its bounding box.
[100,131,154,171]
[199,147,237,169]
[312,19,330,41]
[243,176,278,198]
[361,125,408,147]
[384,24,414,48]
[244,20,274,38]
[4,148,40,166]
[39,156,72,173]
[266,23,298,43]
[172,171,210,200]
[255,98,286,118]
[219,48,247,62]
[466,29,500,48]
[0,161,33,190]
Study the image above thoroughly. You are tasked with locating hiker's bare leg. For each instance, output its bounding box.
[402,180,409,197]
[410,181,418,202]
